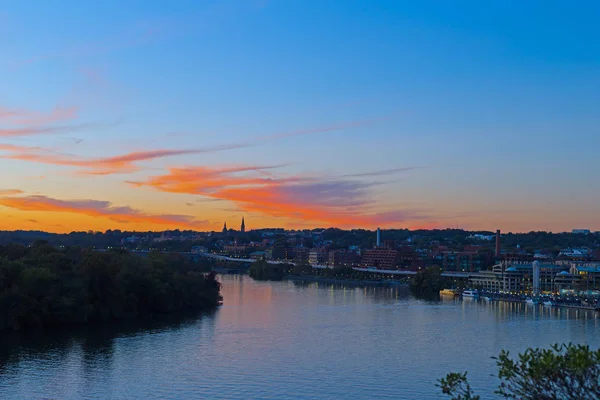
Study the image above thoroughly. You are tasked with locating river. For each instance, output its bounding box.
[1,274,600,399]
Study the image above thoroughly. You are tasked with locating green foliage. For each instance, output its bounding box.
[248,260,292,281]
[438,372,480,400]
[290,262,313,276]
[0,243,222,332]
[410,266,448,297]
[440,343,600,399]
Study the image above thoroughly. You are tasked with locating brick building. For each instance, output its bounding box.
[361,248,399,270]
[328,249,360,268]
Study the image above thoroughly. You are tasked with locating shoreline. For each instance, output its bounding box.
[452,292,600,311]
[284,275,409,287]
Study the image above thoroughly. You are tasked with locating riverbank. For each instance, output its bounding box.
[285,275,409,287]
[462,291,600,311]
[0,244,223,332]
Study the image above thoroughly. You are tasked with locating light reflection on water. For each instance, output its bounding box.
[1,274,600,399]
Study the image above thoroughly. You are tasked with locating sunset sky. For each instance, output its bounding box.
[0,0,598,233]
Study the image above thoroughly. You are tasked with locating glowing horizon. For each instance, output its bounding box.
[1,1,598,234]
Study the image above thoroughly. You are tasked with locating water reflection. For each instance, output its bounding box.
[0,310,216,374]
[2,276,600,400]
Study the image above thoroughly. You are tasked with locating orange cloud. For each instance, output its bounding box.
[130,165,429,228]
[2,145,253,175]
[0,195,207,229]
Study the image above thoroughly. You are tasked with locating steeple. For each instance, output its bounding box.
[222,221,227,233]
[241,216,245,233]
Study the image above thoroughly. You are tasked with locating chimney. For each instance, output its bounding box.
[495,229,501,258]
[376,227,381,247]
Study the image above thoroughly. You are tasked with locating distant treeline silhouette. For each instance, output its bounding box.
[0,242,222,332]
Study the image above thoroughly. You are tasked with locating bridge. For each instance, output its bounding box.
[116,249,471,278]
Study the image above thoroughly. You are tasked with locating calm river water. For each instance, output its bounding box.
[2,274,600,399]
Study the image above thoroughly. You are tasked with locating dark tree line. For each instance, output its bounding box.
[0,242,222,332]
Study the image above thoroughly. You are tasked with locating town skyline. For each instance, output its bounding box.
[1,1,599,233]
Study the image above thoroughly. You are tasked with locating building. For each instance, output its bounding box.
[558,248,591,260]
[467,234,494,241]
[396,246,424,269]
[241,217,246,233]
[466,261,598,294]
[572,229,591,235]
[328,249,360,268]
[222,222,227,233]
[265,247,286,261]
[191,246,208,254]
[294,247,310,263]
[249,251,265,260]
[309,247,329,265]
[223,244,248,257]
[434,250,492,272]
[361,248,399,270]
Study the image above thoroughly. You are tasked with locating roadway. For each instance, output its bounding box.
[119,249,471,278]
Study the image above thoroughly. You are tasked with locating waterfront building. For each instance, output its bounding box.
[469,261,600,294]
[294,247,310,263]
[361,248,399,270]
[469,262,569,293]
[309,247,329,265]
[327,249,360,268]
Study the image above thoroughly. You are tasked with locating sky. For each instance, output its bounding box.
[0,0,598,233]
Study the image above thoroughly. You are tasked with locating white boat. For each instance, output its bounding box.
[525,298,539,305]
[462,290,479,298]
[543,300,554,307]
[482,296,493,302]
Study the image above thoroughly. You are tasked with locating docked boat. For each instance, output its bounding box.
[525,298,539,305]
[543,300,554,307]
[482,296,493,302]
[462,290,479,298]
[439,289,456,296]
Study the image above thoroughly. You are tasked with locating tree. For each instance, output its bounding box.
[439,343,600,399]
[410,266,448,297]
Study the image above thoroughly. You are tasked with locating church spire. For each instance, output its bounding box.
[241,216,245,233]
[222,221,227,233]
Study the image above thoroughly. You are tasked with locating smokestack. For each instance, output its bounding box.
[376,227,381,247]
[495,229,501,258]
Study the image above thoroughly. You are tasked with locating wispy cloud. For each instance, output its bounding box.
[1,117,381,174]
[341,167,420,178]
[0,194,208,229]
[0,106,78,126]
[129,165,426,228]
[0,189,24,195]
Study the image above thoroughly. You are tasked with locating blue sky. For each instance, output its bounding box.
[0,0,598,232]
